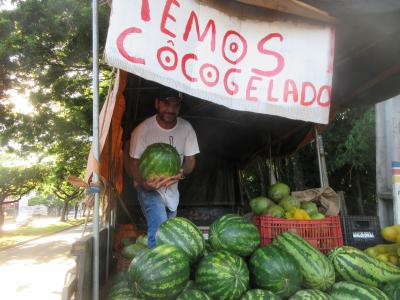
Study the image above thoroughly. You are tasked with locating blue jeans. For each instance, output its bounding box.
[137,188,177,248]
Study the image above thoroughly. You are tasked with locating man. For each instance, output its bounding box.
[128,87,199,248]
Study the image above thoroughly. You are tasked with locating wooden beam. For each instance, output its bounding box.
[236,0,337,24]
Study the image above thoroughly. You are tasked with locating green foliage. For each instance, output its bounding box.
[0,0,111,210]
[0,163,48,202]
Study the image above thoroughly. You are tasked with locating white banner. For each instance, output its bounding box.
[105,0,335,124]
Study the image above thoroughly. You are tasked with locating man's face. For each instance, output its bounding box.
[155,98,181,124]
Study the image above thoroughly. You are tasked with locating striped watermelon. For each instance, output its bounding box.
[382,280,400,300]
[195,250,249,300]
[156,217,205,264]
[177,289,212,300]
[240,289,282,300]
[128,244,190,300]
[328,246,400,287]
[289,289,333,300]
[249,244,302,298]
[273,232,335,291]
[329,281,390,300]
[139,143,180,180]
[209,214,260,257]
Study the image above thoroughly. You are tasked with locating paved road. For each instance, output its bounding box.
[0,224,91,300]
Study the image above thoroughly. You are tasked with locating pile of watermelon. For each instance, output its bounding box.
[250,182,326,220]
[108,214,400,300]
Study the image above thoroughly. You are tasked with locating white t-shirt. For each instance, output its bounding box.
[129,115,200,211]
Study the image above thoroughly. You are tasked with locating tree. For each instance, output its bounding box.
[0,0,111,221]
[0,164,48,230]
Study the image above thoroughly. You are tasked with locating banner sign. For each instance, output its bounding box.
[105,0,335,123]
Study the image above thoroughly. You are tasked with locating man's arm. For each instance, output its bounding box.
[162,155,196,188]
[181,155,196,177]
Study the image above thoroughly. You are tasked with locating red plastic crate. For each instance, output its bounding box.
[253,215,343,254]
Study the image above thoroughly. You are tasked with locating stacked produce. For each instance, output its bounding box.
[108,213,400,300]
[250,182,325,220]
[364,224,400,267]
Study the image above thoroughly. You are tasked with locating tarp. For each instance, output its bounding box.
[105,0,335,124]
[88,0,400,196]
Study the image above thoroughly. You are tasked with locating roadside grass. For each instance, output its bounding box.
[0,218,86,250]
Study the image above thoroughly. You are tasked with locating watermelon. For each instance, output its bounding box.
[177,289,212,300]
[203,240,213,256]
[249,244,302,298]
[289,289,333,300]
[273,232,335,291]
[265,205,285,218]
[120,236,136,248]
[329,281,390,300]
[209,214,260,257]
[382,280,400,300]
[328,246,400,287]
[300,202,318,216]
[128,244,190,300]
[310,213,325,220]
[195,250,249,300]
[240,289,282,300]
[279,195,300,212]
[250,197,273,215]
[268,183,290,203]
[156,217,205,264]
[121,243,147,259]
[138,143,180,180]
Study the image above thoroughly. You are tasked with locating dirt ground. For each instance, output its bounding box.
[0,223,90,300]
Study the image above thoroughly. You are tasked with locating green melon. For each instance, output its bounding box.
[156,217,205,264]
[279,195,300,212]
[209,214,260,257]
[265,205,285,218]
[120,236,136,248]
[329,281,389,300]
[128,244,190,300]
[268,183,290,203]
[250,197,273,215]
[195,250,249,300]
[382,280,400,300]
[273,232,335,291]
[289,289,333,300]
[139,143,180,180]
[177,288,212,300]
[121,243,147,259]
[249,244,302,298]
[300,202,318,216]
[135,234,148,247]
[240,289,282,300]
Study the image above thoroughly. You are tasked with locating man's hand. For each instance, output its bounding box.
[141,176,167,190]
[159,169,184,188]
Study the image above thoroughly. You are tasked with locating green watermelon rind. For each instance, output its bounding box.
[156,217,205,264]
[241,289,282,300]
[329,281,390,300]
[328,246,400,287]
[209,214,260,257]
[289,289,333,300]
[139,143,180,180]
[195,250,249,300]
[127,244,190,300]
[272,232,335,291]
[177,288,213,300]
[249,244,303,298]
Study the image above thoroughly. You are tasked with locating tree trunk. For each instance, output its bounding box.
[256,160,266,196]
[355,170,365,215]
[60,199,70,222]
[0,205,4,232]
[291,152,305,191]
[74,203,78,219]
